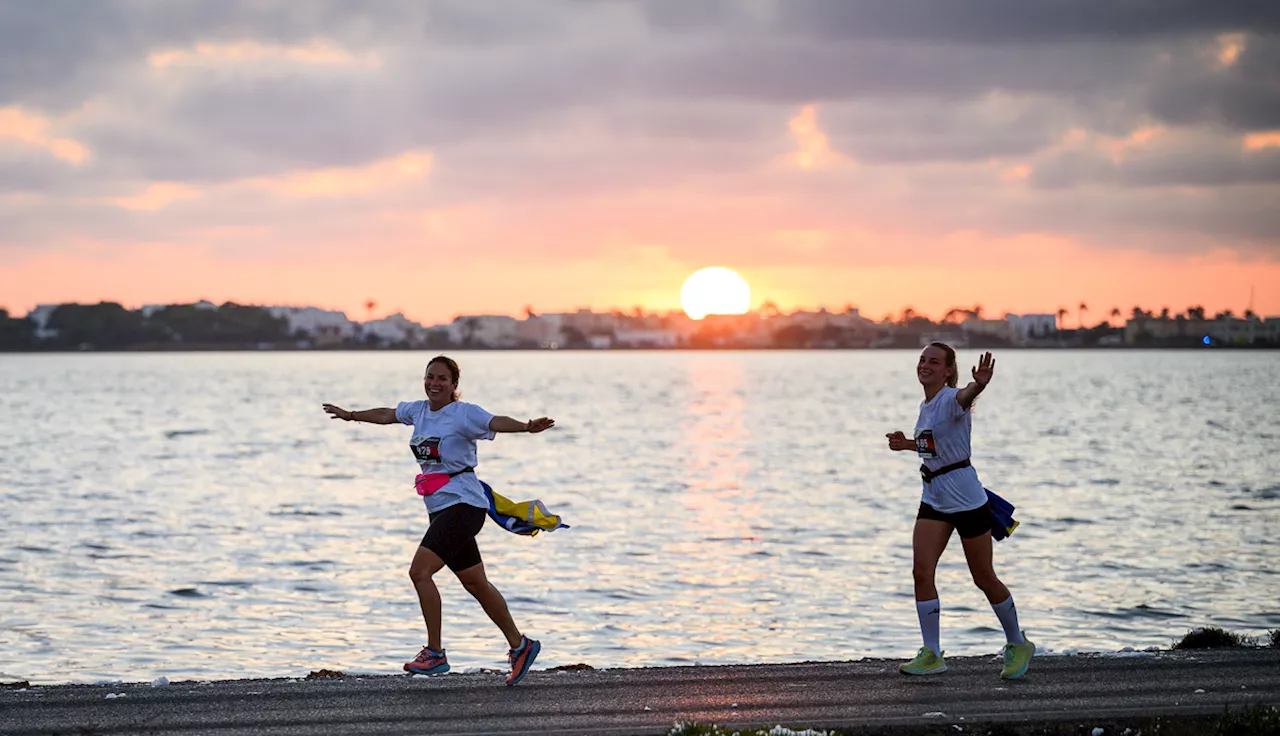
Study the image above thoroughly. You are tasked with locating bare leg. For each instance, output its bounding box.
[959,531,1010,604]
[408,545,446,651]
[454,562,523,649]
[913,519,953,601]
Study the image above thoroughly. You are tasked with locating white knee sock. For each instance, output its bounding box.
[916,599,941,655]
[992,596,1025,645]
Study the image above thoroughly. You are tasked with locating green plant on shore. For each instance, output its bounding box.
[1172,626,1256,649]
[1269,629,1279,648]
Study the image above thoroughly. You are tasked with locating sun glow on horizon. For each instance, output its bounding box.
[681,267,751,320]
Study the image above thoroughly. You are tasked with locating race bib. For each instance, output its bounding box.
[410,436,443,466]
[913,429,937,457]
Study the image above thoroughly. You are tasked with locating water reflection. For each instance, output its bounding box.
[1,351,1277,683]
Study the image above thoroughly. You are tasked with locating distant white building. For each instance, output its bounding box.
[449,315,519,347]
[517,314,566,347]
[268,306,357,343]
[1005,314,1058,344]
[362,313,425,344]
[554,309,621,336]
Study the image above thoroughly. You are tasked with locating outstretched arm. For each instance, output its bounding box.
[956,351,995,410]
[489,416,555,434]
[323,404,398,424]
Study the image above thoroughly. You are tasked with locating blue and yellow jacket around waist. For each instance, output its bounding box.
[481,481,569,536]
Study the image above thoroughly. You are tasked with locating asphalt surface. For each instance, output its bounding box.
[2,649,1277,735]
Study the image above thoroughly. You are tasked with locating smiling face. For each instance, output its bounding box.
[424,359,459,408]
[917,344,956,390]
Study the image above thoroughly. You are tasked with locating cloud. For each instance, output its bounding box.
[0,106,91,163]
[148,40,381,69]
[1244,130,1280,150]
[772,1,1280,44]
[112,182,202,211]
[784,105,850,170]
[0,0,1278,275]
[239,150,432,199]
[1028,126,1280,188]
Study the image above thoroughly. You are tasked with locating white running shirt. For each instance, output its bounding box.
[913,386,987,513]
[395,400,496,513]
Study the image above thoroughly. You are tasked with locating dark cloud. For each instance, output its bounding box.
[822,97,1068,164]
[1147,35,1280,131]
[774,0,1280,44]
[1031,140,1280,189]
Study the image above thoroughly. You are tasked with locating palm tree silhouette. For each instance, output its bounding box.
[1056,307,1068,331]
[1078,302,1089,329]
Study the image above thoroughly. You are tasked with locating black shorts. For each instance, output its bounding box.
[422,503,487,572]
[917,501,993,539]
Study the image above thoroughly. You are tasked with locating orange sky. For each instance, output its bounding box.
[5,236,1277,325]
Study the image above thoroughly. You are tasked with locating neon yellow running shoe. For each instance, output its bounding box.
[1000,635,1035,679]
[899,647,948,675]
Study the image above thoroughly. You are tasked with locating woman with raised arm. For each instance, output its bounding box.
[885,343,1034,679]
[323,355,552,686]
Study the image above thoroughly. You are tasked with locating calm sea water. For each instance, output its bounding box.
[1,350,1277,685]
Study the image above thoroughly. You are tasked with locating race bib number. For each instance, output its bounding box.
[410,436,443,466]
[913,429,937,457]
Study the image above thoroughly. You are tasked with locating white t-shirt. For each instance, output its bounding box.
[395,400,496,513]
[913,385,987,513]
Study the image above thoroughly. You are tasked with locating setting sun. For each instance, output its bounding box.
[681,267,751,320]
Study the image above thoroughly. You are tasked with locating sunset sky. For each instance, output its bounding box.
[2,1,1279,325]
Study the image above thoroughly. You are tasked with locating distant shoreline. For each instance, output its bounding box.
[2,343,1277,353]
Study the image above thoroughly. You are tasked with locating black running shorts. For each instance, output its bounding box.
[917,501,994,539]
[421,503,487,572]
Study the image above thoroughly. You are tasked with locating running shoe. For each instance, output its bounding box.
[404,646,450,675]
[505,636,541,686]
[899,646,948,675]
[1000,635,1035,680]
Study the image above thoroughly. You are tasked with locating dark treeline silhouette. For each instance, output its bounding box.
[0,300,1274,351]
[0,302,290,351]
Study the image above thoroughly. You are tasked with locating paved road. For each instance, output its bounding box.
[2,649,1277,735]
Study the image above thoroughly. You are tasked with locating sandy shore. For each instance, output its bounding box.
[2,648,1277,735]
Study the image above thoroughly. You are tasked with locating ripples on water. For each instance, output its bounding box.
[1,351,1277,684]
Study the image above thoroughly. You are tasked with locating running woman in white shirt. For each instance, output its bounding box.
[885,342,1034,679]
[322,355,552,686]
